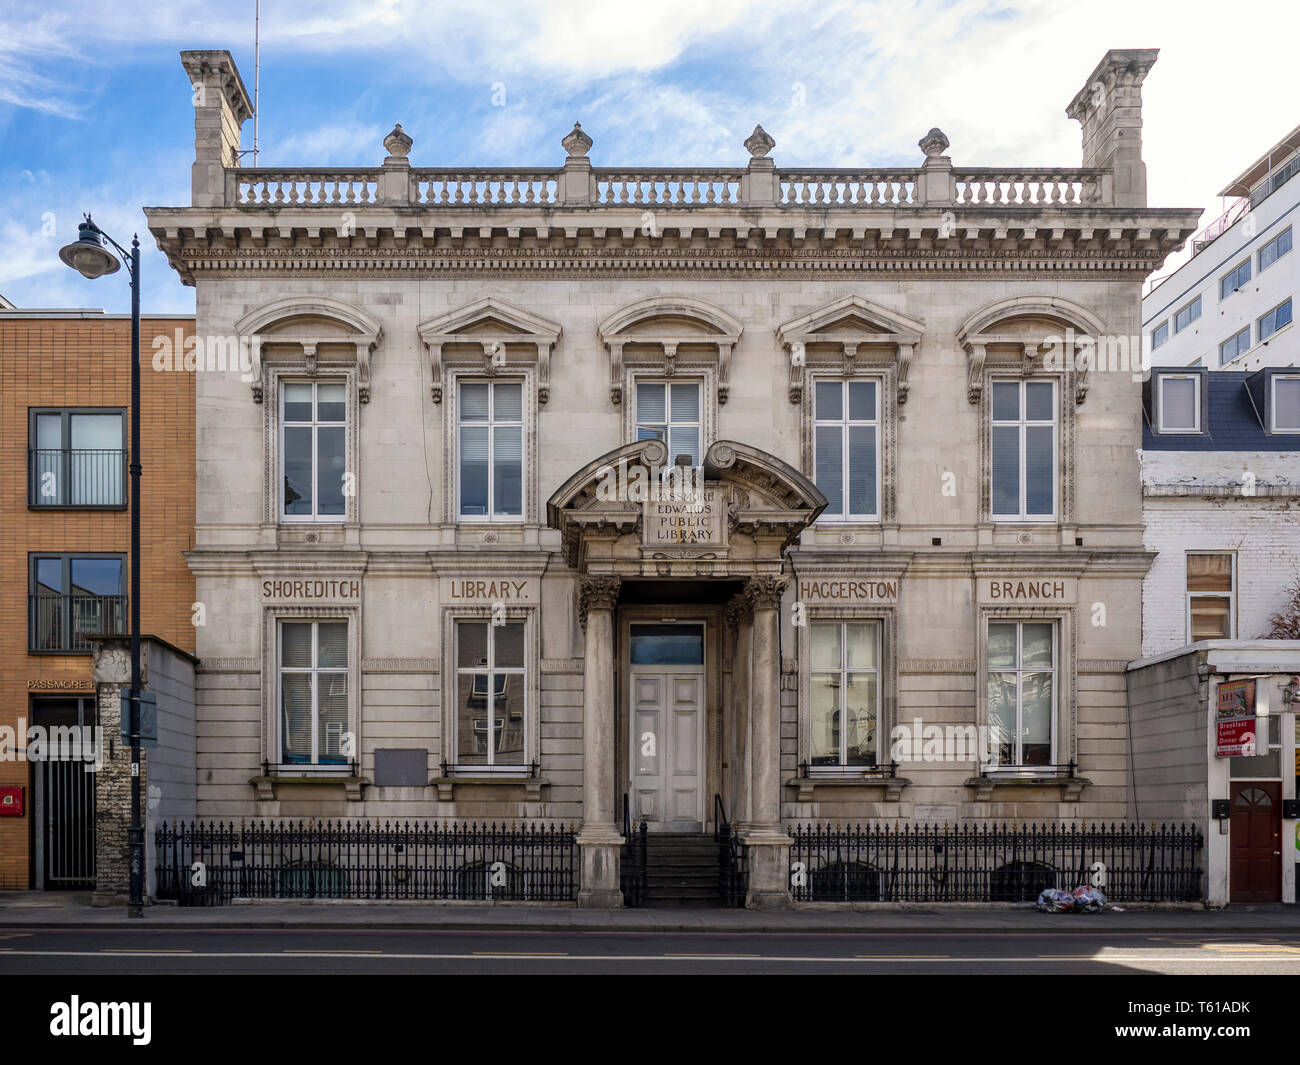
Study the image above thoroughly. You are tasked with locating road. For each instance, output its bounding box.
[3,927,1300,974]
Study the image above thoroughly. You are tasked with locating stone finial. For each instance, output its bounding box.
[744,124,775,159]
[562,122,593,159]
[919,128,950,159]
[383,124,413,159]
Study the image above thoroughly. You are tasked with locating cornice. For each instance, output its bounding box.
[145,209,1198,285]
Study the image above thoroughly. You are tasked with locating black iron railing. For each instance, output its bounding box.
[714,793,747,907]
[28,448,126,507]
[789,821,1204,903]
[28,593,127,653]
[620,794,647,907]
[155,819,577,905]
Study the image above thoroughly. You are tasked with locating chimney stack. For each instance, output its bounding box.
[1067,48,1158,209]
[181,50,253,208]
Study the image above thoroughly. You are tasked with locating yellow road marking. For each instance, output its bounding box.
[1204,944,1300,954]
[103,948,192,953]
[283,949,383,954]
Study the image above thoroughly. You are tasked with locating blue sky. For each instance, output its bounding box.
[2,0,1297,314]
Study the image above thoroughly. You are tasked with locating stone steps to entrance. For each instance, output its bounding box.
[642,832,724,907]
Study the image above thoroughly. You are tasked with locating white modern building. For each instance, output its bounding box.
[146,47,1199,908]
[1132,365,1300,906]
[1142,125,1299,372]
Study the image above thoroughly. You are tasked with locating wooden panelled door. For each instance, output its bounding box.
[1229,781,1282,903]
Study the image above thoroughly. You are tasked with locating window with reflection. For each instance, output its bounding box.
[991,379,1055,521]
[281,381,346,521]
[635,380,701,465]
[810,621,879,768]
[986,621,1055,767]
[279,620,349,766]
[458,380,523,520]
[456,620,526,768]
[813,379,879,521]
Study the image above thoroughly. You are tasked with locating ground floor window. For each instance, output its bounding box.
[455,620,527,768]
[810,621,880,768]
[986,621,1055,767]
[279,620,349,765]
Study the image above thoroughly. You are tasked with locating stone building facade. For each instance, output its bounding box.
[147,48,1198,906]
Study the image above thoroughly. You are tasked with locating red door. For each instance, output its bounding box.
[1229,782,1282,903]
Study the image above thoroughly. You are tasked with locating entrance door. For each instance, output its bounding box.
[1230,781,1281,903]
[31,697,96,890]
[628,623,705,831]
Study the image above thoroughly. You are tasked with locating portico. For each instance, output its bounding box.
[548,438,825,907]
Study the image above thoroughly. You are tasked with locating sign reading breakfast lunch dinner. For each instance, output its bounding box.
[642,488,726,549]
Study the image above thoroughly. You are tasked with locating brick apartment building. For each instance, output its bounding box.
[0,308,196,890]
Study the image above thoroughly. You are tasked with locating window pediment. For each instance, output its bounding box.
[957,297,1106,406]
[598,297,743,405]
[418,297,561,404]
[777,295,923,405]
[236,297,383,404]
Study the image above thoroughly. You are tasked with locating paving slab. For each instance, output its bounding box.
[1,892,1297,933]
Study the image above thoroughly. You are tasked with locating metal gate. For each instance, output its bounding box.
[32,697,96,889]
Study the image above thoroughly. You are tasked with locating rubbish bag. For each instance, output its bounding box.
[1036,887,1075,913]
[1071,885,1108,913]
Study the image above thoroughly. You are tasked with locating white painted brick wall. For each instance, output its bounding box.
[1141,494,1300,656]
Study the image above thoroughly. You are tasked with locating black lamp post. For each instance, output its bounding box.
[59,216,145,919]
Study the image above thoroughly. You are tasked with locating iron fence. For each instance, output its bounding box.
[714,794,747,907]
[156,819,577,905]
[620,795,648,908]
[789,821,1204,903]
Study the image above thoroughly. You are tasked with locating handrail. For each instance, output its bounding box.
[712,792,729,841]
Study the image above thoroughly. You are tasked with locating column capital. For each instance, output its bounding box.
[725,594,754,628]
[578,576,621,630]
[744,575,788,611]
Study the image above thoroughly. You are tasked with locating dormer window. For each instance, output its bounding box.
[1272,374,1300,433]
[1156,373,1201,434]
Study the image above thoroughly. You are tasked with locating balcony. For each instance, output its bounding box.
[28,593,127,653]
[27,448,126,508]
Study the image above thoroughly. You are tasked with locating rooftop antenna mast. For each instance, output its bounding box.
[253,0,261,165]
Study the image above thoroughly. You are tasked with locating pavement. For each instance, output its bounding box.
[2,891,1298,933]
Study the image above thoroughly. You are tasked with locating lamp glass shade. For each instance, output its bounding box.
[59,224,121,280]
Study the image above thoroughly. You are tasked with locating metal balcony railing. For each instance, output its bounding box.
[27,448,126,507]
[28,593,127,653]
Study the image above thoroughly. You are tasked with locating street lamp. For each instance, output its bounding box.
[59,215,145,919]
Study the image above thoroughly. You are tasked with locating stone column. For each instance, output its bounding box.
[725,594,753,832]
[743,575,792,909]
[576,576,623,907]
